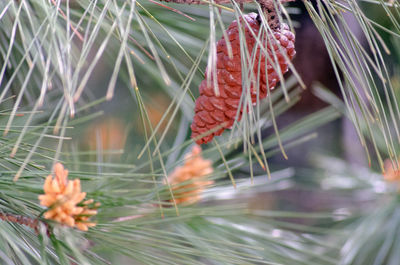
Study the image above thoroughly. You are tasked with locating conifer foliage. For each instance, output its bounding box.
[0,0,399,264]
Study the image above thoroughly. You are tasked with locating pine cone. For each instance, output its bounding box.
[191,12,296,144]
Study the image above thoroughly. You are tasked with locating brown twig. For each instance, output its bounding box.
[0,212,49,235]
[159,0,231,4]
[157,0,294,7]
[157,0,294,29]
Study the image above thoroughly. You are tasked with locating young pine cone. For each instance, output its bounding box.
[38,163,98,231]
[191,12,296,144]
[166,145,214,205]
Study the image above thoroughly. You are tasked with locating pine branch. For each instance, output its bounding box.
[0,212,39,231]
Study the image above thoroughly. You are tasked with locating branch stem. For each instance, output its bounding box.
[157,0,294,29]
[0,212,46,234]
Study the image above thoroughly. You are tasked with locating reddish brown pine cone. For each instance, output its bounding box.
[191,12,296,144]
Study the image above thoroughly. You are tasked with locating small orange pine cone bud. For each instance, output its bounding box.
[166,145,214,205]
[39,163,98,231]
[75,199,100,231]
[191,12,296,144]
[383,158,400,182]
